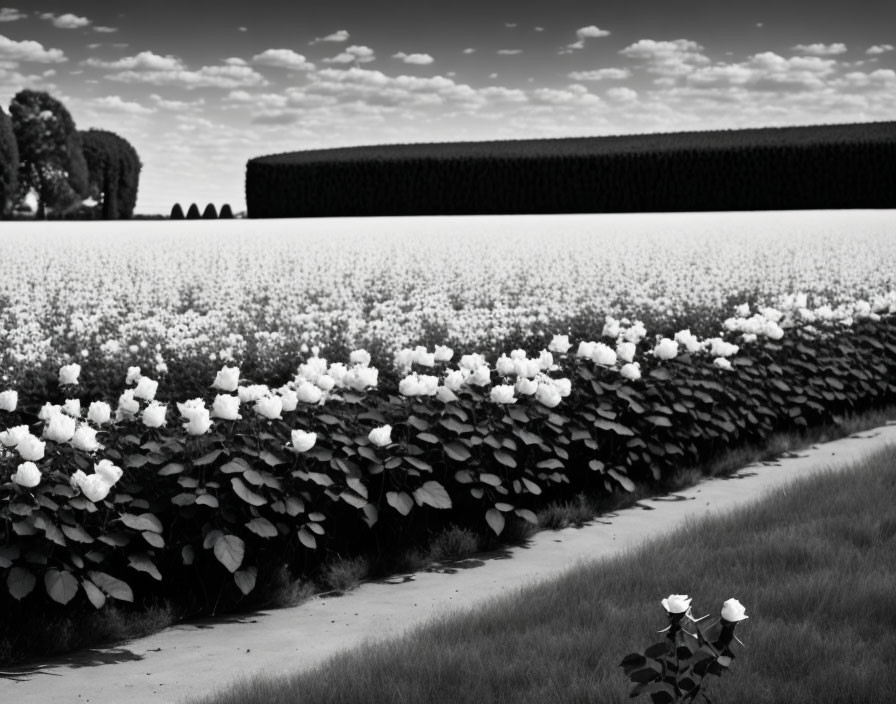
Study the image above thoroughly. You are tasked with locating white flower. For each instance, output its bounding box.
[394,348,415,371]
[708,338,739,358]
[713,357,733,371]
[12,461,41,488]
[674,329,704,354]
[71,425,103,452]
[59,363,81,385]
[412,347,435,367]
[255,395,283,420]
[345,365,378,390]
[44,413,76,443]
[734,303,750,317]
[490,385,517,404]
[591,343,617,367]
[350,349,371,366]
[296,381,323,404]
[459,353,486,370]
[368,424,392,447]
[87,401,112,425]
[237,384,270,403]
[126,366,142,384]
[537,350,554,371]
[94,459,123,485]
[509,349,527,360]
[211,394,241,420]
[468,365,491,386]
[0,425,30,447]
[133,376,159,401]
[620,362,641,381]
[516,378,538,395]
[178,399,212,435]
[16,434,46,462]
[78,473,113,503]
[212,365,240,392]
[434,345,454,362]
[316,374,335,391]
[290,429,317,452]
[496,355,515,376]
[576,341,596,358]
[721,598,748,622]
[548,334,572,354]
[602,316,620,339]
[116,390,140,421]
[278,387,298,412]
[652,338,678,360]
[514,358,541,379]
[142,401,168,428]
[0,390,18,412]
[553,378,572,397]
[63,399,81,418]
[399,374,421,396]
[535,383,562,408]
[38,403,63,421]
[620,321,647,344]
[443,369,469,392]
[616,341,636,364]
[741,333,757,344]
[662,594,692,614]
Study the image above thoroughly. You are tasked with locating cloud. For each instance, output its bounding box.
[565,25,612,51]
[150,94,204,110]
[867,44,894,55]
[40,12,91,29]
[0,8,26,22]
[463,48,476,54]
[606,86,638,101]
[684,52,839,91]
[94,95,155,114]
[85,51,184,71]
[238,26,248,32]
[106,64,268,89]
[497,49,522,55]
[531,84,601,106]
[0,35,66,63]
[94,26,118,33]
[225,57,246,66]
[505,23,517,28]
[832,68,896,89]
[252,49,314,71]
[620,39,710,75]
[393,52,434,65]
[311,29,349,45]
[323,45,374,64]
[568,68,631,81]
[791,43,847,56]
[534,27,544,32]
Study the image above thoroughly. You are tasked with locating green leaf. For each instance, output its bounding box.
[297,527,317,549]
[182,546,195,565]
[120,512,163,533]
[234,567,258,595]
[479,472,503,487]
[159,462,185,476]
[608,468,635,492]
[171,492,196,506]
[142,531,165,548]
[594,419,635,436]
[203,529,224,549]
[444,441,471,462]
[81,579,106,609]
[485,508,505,535]
[0,545,21,569]
[405,456,432,472]
[88,571,134,602]
[413,481,452,509]
[645,415,673,427]
[536,459,564,470]
[246,517,278,537]
[515,508,538,524]
[347,477,368,499]
[515,429,542,446]
[417,432,440,444]
[213,534,245,573]
[128,553,162,580]
[493,450,517,468]
[196,493,219,508]
[61,524,94,543]
[386,491,414,516]
[44,569,79,605]
[259,450,285,467]
[125,454,149,468]
[231,477,266,506]
[7,566,36,600]
[223,458,253,474]
[340,491,368,509]
[243,468,265,486]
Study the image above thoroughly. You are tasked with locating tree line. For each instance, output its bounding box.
[0,89,141,220]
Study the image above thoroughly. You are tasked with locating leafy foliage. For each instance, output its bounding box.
[202,203,218,219]
[0,106,18,218]
[170,202,185,219]
[186,202,200,219]
[80,129,142,219]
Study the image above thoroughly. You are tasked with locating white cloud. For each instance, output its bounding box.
[323,45,374,64]
[107,64,268,89]
[568,68,630,81]
[832,69,896,89]
[531,84,601,106]
[566,25,612,51]
[606,86,638,101]
[463,48,476,54]
[225,57,246,66]
[505,23,517,28]
[85,51,184,71]
[94,26,117,34]
[0,35,66,63]
[534,27,544,32]
[150,94,204,110]
[791,43,847,56]
[867,44,894,55]
[0,8,26,22]
[311,30,349,45]
[94,95,155,114]
[40,12,91,29]
[620,39,710,75]
[238,26,248,32]
[683,52,839,91]
[497,49,522,55]
[252,49,314,71]
[393,52,434,65]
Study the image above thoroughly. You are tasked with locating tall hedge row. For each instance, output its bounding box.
[0,107,17,218]
[80,129,142,219]
[246,122,896,218]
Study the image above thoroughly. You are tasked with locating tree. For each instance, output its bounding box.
[9,89,89,219]
[201,202,218,219]
[80,129,142,219]
[170,203,185,219]
[186,203,200,219]
[219,203,234,219]
[0,106,18,218]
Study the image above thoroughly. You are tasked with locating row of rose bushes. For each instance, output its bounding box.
[1,310,895,616]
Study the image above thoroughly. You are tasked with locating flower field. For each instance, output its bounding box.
[1,210,895,629]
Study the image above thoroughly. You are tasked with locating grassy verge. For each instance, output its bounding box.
[2,407,893,667]
[190,442,896,704]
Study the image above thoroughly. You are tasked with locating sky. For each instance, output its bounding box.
[1,1,894,214]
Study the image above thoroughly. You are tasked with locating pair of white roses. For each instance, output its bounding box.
[662,593,748,623]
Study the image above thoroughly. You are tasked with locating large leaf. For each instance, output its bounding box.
[479,472,503,487]
[142,531,165,548]
[81,579,106,609]
[493,450,517,468]
[234,567,258,595]
[515,508,538,524]
[7,566,36,600]
[88,570,134,602]
[608,468,635,492]
[213,534,245,573]
[246,517,278,538]
[0,545,21,569]
[594,419,635,436]
[386,491,414,516]
[128,553,162,581]
[61,524,94,543]
[195,449,223,466]
[444,441,471,462]
[347,477,368,499]
[521,478,542,495]
[297,527,317,549]
[220,457,250,474]
[231,477,266,506]
[485,508,505,536]
[44,569,79,605]
[120,512,163,533]
[340,491,368,509]
[413,481,452,509]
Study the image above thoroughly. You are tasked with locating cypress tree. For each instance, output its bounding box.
[0,106,18,218]
[201,202,218,219]
[170,202,185,219]
[186,202,200,219]
[219,203,234,219]
[80,130,141,219]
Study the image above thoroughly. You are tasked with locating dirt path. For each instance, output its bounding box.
[3,423,895,704]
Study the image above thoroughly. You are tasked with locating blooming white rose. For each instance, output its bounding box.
[211,365,240,392]
[350,349,371,366]
[63,398,81,418]
[620,362,641,381]
[720,598,748,622]
[87,401,112,425]
[602,316,620,339]
[237,384,270,404]
[394,348,415,371]
[412,347,435,367]
[553,378,572,397]
[652,338,679,360]
[368,424,392,448]
[734,303,750,317]
[591,343,617,367]
[16,434,46,462]
[535,383,562,408]
[117,390,140,420]
[434,345,454,362]
[296,381,323,404]
[12,461,41,488]
[255,395,283,420]
[142,401,168,428]
[59,363,81,385]
[94,459,123,485]
[661,594,692,614]
[490,385,517,404]
[576,341,596,358]
[345,365,378,391]
[620,321,647,344]
[674,329,704,354]
[133,376,159,401]
[70,469,88,490]
[436,386,458,403]
[708,338,739,358]
[297,357,327,383]
[0,390,18,412]
[468,365,491,387]
[38,403,62,421]
[616,341,636,364]
[713,357,733,371]
[516,378,538,395]
[537,350,554,371]
[548,334,572,354]
[290,429,317,453]
[0,425,30,447]
[741,333,757,344]
[399,374,421,396]
[315,374,336,392]
[126,366,142,384]
[78,473,113,503]
[417,374,439,396]
[44,413,76,443]
[278,387,298,412]
[459,353,486,370]
[182,407,212,435]
[496,355,515,376]
[514,358,541,379]
[443,369,469,392]
[509,349,527,360]
[211,394,241,420]
[71,425,103,452]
